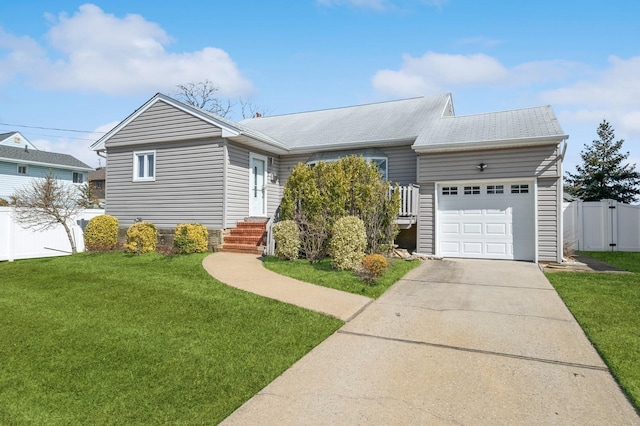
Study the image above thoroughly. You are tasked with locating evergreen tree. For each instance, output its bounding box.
[565,120,640,203]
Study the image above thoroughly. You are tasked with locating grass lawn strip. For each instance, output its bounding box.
[545,251,640,412]
[262,256,420,299]
[0,252,342,424]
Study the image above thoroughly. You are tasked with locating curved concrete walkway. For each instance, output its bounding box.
[202,252,372,321]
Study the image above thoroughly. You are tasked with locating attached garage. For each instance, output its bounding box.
[437,181,535,260]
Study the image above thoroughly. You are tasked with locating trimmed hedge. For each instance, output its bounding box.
[173,223,209,254]
[84,215,119,252]
[272,220,300,260]
[125,222,158,254]
[329,216,366,270]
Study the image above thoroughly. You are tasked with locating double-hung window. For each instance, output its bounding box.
[134,151,155,181]
[73,172,84,183]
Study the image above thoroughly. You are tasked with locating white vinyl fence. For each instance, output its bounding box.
[564,199,640,251]
[0,207,105,261]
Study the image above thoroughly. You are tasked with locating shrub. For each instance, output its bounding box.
[83,214,119,252]
[0,198,9,206]
[357,254,389,284]
[280,156,400,255]
[173,223,209,254]
[125,222,158,254]
[272,220,300,260]
[329,216,366,270]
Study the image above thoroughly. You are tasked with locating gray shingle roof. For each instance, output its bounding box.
[240,95,452,151]
[414,105,567,150]
[0,144,92,170]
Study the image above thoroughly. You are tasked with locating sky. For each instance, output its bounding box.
[1,0,639,175]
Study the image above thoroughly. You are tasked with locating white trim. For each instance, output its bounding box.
[534,179,539,263]
[222,142,229,228]
[249,152,268,217]
[413,137,566,154]
[132,150,156,182]
[0,157,92,172]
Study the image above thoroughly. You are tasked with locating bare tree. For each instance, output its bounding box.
[10,170,83,254]
[175,80,271,119]
[175,80,234,117]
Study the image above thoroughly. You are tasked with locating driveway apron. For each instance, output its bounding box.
[222,258,639,425]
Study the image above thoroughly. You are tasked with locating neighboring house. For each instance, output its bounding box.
[0,131,93,200]
[91,93,568,262]
[89,167,106,202]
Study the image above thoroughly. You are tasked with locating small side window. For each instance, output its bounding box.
[487,185,504,195]
[442,186,458,195]
[464,186,480,195]
[133,151,156,181]
[73,172,84,183]
[511,184,529,194]
[17,165,28,175]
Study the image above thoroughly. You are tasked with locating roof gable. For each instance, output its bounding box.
[0,131,39,150]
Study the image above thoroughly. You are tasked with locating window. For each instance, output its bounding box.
[511,184,529,194]
[95,181,103,189]
[17,165,27,175]
[305,150,388,180]
[442,186,458,195]
[133,151,155,181]
[464,186,481,195]
[73,172,84,183]
[487,185,504,194]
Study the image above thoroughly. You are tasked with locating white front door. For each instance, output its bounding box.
[249,153,267,217]
[437,182,535,261]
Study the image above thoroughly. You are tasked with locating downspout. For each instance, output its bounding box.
[558,139,568,262]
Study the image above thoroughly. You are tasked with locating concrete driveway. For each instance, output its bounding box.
[222,259,639,425]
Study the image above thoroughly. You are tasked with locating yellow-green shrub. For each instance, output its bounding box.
[358,254,389,284]
[0,198,9,206]
[272,220,300,260]
[84,214,119,252]
[329,216,366,270]
[173,223,209,254]
[125,221,157,254]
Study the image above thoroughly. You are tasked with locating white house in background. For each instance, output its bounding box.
[92,93,569,262]
[0,131,94,200]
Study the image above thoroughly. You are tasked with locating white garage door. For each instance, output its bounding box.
[438,183,535,261]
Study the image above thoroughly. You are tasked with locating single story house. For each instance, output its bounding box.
[0,131,93,200]
[91,93,568,262]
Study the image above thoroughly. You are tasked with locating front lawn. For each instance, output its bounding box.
[262,256,420,299]
[0,252,342,424]
[545,251,640,412]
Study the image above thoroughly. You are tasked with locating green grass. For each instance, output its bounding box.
[262,256,420,299]
[545,251,640,412]
[0,252,342,424]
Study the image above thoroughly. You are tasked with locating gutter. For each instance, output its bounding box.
[413,135,569,154]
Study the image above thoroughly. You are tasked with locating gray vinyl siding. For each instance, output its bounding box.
[105,138,225,229]
[225,143,250,227]
[106,100,221,148]
[382,145,417,185]
[416,183,435,254]
[538,177,559,261]
[417,144,559,182]
[279,153,311,185]
[267,156,281,217]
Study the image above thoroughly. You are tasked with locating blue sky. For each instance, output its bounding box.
[1,0,639,174]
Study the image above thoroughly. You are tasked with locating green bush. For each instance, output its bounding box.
[272,220,300,260]
[0,198,9,207]
[125,222,157,254]
[357,254,389,284]
[280,156,400,256]
[84,214,119,252]
[329,216,366,270]
[173,223,209,254]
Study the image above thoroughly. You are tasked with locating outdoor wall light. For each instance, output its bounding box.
[477,162,488,171]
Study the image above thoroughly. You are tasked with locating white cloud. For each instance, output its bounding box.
[372,51,508,96]
[0,4,252,96]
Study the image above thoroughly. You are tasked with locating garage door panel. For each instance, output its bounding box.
[438,182,535,261]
